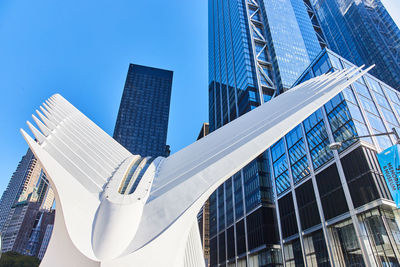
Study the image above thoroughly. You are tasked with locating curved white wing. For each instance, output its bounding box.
[129,66,373,251]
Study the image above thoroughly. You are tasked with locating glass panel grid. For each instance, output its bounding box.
[286,126,310,184]
[303,111,333,169]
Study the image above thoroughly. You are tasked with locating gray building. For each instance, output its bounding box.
[2,202,54,256]
[113,64,173,157]
[0,149,37,231]
[0,148,55,258]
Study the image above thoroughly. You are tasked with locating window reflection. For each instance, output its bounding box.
[304,110,333,169]
[283,238,304,267]
[272,139,291,195]
[330,219,365,266]
[286,126,310,184]
[360,209,400,266]
[303,230,330,266]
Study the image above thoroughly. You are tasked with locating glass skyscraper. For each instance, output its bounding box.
[113,64,173,158]
[208,0,400,266]
[270,48,400,266]
[208,0,324,265]
[208,0,325,130]
[311,0,400,90]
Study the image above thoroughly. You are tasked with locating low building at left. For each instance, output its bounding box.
[0,148,55,259]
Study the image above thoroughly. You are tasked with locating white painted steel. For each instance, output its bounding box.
[20,67,371,266]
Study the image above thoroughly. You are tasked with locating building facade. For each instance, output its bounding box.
[0,148,55,258]
[0,149,35,231]
[25,210,55,257]
[113,64,173,157]
[37,224,54,260]
[270,48,400,266]
[311,0,400,90]
[2,202,55,257]
[208,0,325,131]
[2,201,41,253]
[207,0,327,265]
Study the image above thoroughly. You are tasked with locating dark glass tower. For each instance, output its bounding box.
[113,64,173,158]
[312,0,400,90]
[207,0,324,266]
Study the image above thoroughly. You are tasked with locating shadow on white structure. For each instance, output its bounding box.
[20,67,372,267]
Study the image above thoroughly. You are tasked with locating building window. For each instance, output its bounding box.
[359,209,400,266]
[328,53,343,70]
[209,192,217,238]
[278,193,298,238]
[218,187,225,231]
[330,219,365,266]
[219,232,226,264]
[316,164,349,220]
[304,110,333,169]
[295,180,320,230]
[303,230,330,267]
[272,139,291,195]
[340,147,382,208]
[244,160,262,212]
[210,236,218,267]
[283,238,304,267]
[226,226,235,260]
[234,173,244,219]
[312,53,331,76]
[257,248,283,267]
[325,94,358,152]
[246,207,278,251]
[286,126,310,184]
[236,219,246,256]
[225,178,234,226]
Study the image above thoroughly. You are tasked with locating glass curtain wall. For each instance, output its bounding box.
[270,49,400,265]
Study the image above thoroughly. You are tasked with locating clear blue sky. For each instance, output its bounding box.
[0,0,208,193]
[0,0,399,194]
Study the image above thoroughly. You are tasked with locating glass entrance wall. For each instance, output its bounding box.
[330,218,366,266]
[257,249,282,267]
[303,230,330,267]
[237,258,247,267]
[386,209,400,252]
[283,238,304,267]
[359,208,400,267]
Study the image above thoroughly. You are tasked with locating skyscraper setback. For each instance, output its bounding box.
[113,64,173,158]
[312,0,400,90]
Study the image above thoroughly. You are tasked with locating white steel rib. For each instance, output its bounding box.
[20,67,372,267]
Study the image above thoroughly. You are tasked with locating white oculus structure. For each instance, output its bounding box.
[20,66,371,267]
